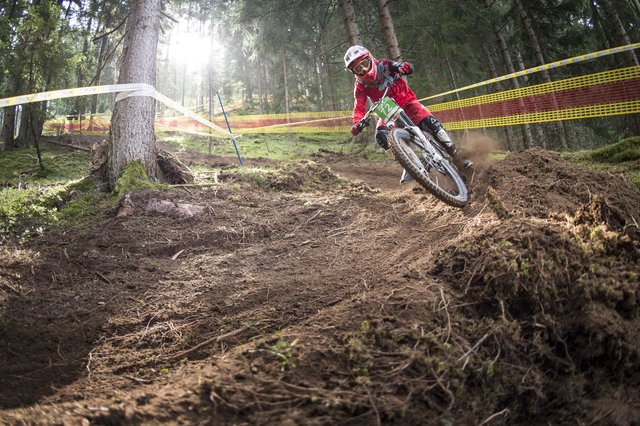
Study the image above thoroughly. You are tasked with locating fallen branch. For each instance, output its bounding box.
[166,326,250,360]
[479,408,510,425]
[486,186,511,220]
[95,271,112,285]
[0,279,22,295]
[438,287,452,345]
[458,332,491,369]
[125,375,153,385]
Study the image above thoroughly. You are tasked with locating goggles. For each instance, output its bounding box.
[351,57,371,74]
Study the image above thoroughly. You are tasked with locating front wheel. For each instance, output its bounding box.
[389,128,468,207]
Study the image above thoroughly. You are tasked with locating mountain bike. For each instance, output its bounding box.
[355,76,469,208]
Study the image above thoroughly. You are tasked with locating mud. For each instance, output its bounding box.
[1,142,639,425]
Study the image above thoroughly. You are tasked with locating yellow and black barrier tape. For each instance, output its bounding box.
[427,66,640,111]
[420,42,640,101]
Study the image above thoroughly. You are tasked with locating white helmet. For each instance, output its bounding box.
[344,45,378,83]
[343,45,370,69]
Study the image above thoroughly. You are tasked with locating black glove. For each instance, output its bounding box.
[351,118,370,136]
[391,61,413,76]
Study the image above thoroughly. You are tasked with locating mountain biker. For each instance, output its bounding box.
[344,45,458,183]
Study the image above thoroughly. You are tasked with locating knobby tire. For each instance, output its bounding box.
[389,128,468,208]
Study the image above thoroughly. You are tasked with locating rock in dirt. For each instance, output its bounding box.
[144,198,205,217]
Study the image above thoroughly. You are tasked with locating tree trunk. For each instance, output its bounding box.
[90,4,112,118]
[375,0,401,61]
[241,48,253,101]
[515,0,568,150]
[283,52,290,119]
[484,0,534,149]
[257,53,264,115]
[15,58,37,149]
[591,1,615,49]
[598,0,640,66]
[17,104,34,148]
[315,55,325,110]
[75,15,93,125]
[2,107,16,150]
[483,45,515,151]
[338,0,361,46]
[91,32,110,116]
[107,0,161,191]
[515,51,547,149]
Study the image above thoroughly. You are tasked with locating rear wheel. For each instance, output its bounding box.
[389,128,468,207]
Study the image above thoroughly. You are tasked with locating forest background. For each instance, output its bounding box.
[0,0,639,158]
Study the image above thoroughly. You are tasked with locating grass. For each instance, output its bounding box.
[157,131,385,162]
[1,132,380,239]
[3,133,636,240]
[0,145,90,185]
[565,137,640,187]
[0,145,108,238]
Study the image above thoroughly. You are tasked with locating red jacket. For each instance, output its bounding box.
[351,59,418,125]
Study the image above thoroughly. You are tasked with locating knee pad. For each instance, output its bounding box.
[419,116,451,144]
[418,115,441,133]
[376,126,390,150]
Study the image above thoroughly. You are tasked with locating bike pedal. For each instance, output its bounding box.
[463,159,474,169]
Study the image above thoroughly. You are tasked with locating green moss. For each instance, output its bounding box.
[489,151,510,161]
[112,161,159,196]
[0,148,157,236]
[566,137,640,188]
[0,145,90,186]
[0,187,58,235]
[68,177,99,192]
[586,137,640,163]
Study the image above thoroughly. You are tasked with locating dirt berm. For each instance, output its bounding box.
[1,146,639,425]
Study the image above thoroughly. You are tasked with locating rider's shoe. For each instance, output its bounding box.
[400,169,414,184]
[462,159,474,169]
[435,128,458,157]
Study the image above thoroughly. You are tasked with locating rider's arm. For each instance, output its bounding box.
[351,84,368,125]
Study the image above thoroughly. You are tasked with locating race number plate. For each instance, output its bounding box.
[374,97,401,122]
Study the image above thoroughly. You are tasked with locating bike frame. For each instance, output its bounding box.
[368,84,447,171]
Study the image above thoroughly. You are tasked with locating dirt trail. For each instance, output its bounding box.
[1,147,639,425]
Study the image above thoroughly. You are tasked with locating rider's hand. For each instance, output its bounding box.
[393,61,413,76]
[351,118,370,136]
